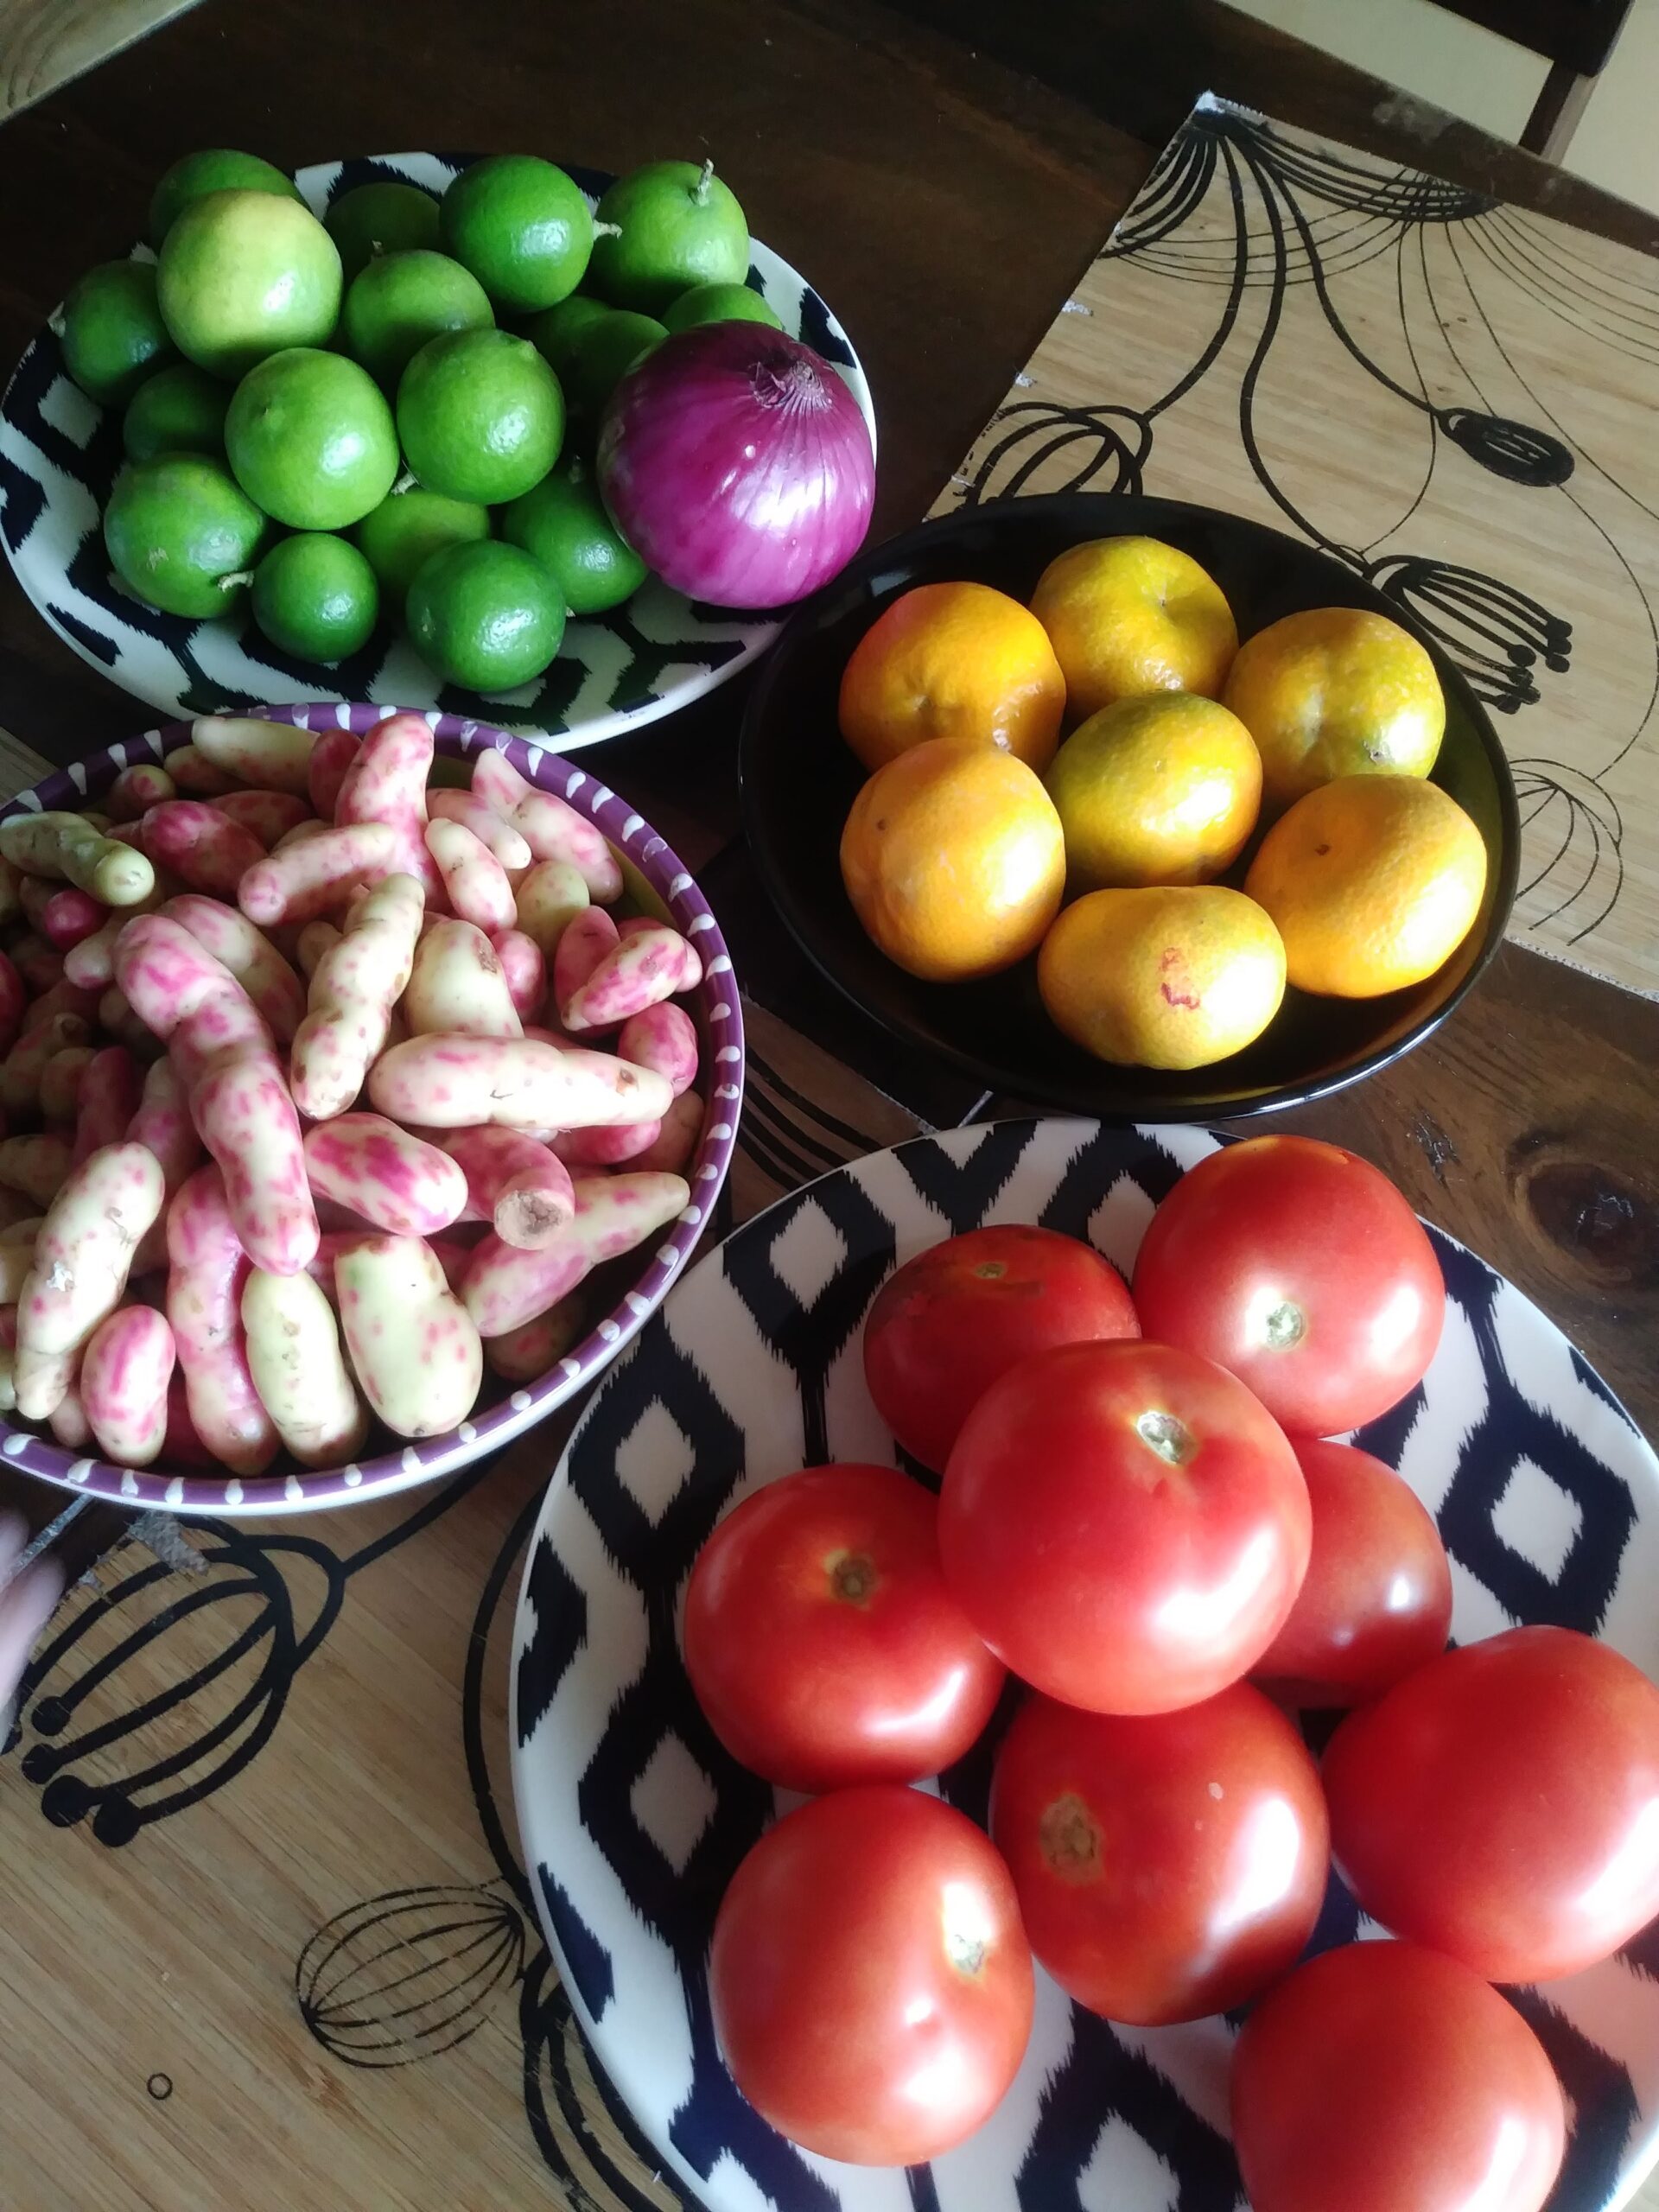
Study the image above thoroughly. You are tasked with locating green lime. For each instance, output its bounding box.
[439,155,594,315]
[528,303,663,420]
[340,250,493,390]
[52,260,176,407]
[499,456,646,615]
[104,454,269,619]
[396,327,563,505]
[123,363,232,461]
[662,281,779,334]
[226,346,398,530]
[588,159,749,315]
[353,486,492,619]
[407,539,564,691]
[158,190,342,379]
[148,150,302,249]
[251,531,379,660]
[325,180,442,281]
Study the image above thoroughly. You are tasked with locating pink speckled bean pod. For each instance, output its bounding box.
[461,1172,690,1337]
[617,1002,699,1096]
[274,818,334,851]
[424,817,516,934]
[39,886,107,951]
[114,916,316,1276]
[191,715,315,796]
[440,1125,575,1249]
[14,1141,166,1419]
[39,1046,96,1127]
[81,1304,175,1466]
[210,790,312,848]
[307,727,361,822]
[483,1298,584,1382]
[550,906,620,1018]
[296,920,340,980]
[0,949,23,1056]
[0,1014,91,1116]
[289,874,425,1122]
[10,932,64,995]
[491,928,546,1024]
[48,1371,92,1449]
[0,1241,33,1302]
[404,918,522,1039]
[164,745,238,797]
[106,762,177,820]
[469,748,623,901]
[625,1090,703,1174]
[71,1046,143,1165]
[0,1134,73,1206]
[165,894,307,1044]
[512,860,588,959]
[241,1267,367,1466]
[561,922,702,1033]
[369,1034,671,1132]
[141,801,266,899]
[334,1234,482,1439]
[22,977,103,1034]
[62,885,164,988]
[303,1114,467,1237]
[550,1120,669,1167]
[237,821,400,928]
[429,789,532,876]
[98,986,165,1061]
[164,1165,278,1475]
[160,1366,216,1466]
[334,710,443,899]
[0,811,154,906]
[125,1056,205,1274]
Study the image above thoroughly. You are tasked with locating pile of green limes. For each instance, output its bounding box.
[60,148,781,693]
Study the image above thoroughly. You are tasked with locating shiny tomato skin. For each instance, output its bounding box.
[939,1339,1312,1715]
[1324,1624,1659,1981]
[683,1464,1004,1792]
[1231,1940,1566,2212]
[1252,1439,1452,1707]
[709,1784,1035,2165]
[863,1225,1140,1471]
[1131,1136,1445,1434]
[989,1682,1328,2024]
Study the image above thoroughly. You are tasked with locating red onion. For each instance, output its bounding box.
[596,323,875,609]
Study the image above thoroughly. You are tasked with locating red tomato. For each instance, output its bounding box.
[682,1464,1005,1791]
[1252,1439,1452,1707]
[939,1339,1311,1714]
[1324,1624,1659,1981]
[709,1784,1034,2164]
[863,1225,1139,1471]
[1131,1136,1445,1434]
[1230,1940,1565,2212]
[990,1682,1327,2024]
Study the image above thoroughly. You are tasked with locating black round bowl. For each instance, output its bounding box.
[739,493,1518,1122]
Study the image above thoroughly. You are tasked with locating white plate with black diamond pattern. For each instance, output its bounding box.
[510,1118,1659,2212]
[0,150,875,743]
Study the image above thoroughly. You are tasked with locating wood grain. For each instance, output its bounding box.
[0,0,201,117]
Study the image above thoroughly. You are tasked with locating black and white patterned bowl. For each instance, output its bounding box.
[512,1118,1659,2212]
[0,152,875,743]
[0,701,743,1516]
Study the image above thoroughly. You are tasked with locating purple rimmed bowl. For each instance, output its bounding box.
[0,702,743,1516]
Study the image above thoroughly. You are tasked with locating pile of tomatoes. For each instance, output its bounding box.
[679,1135,1659,2209]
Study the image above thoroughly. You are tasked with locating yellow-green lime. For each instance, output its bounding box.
[396,327,563,505]
[528,303,663,421]
[123,363,232,461]
[340,250,493,390]
[588,159,749,315]
[104,454,269,619]
[226,346,398,529]
[439,155,594,314]
[353,486,492,619]
[407,539,564,691]
[524,295,611,381]
[158,189,342,379]
[325,180,441,281]
[148,149,302,249]
[662,281,779,333]
[52,260,176,407]
[499,456,646,615]
[251,531,379,661]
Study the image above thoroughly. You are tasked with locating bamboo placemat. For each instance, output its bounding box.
[937,95,1659,1001]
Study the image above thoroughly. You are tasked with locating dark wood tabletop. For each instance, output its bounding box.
[0,0,1655,1463]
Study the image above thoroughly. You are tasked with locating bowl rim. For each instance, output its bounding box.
[0,702,743,1516]
[738,490,1522,1122]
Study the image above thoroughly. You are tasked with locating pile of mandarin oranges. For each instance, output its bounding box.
[835,537,1490,1071]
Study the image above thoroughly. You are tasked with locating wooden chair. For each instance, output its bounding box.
[1430,0,1637,160]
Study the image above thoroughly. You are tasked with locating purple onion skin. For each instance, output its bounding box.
[596,323,874,610]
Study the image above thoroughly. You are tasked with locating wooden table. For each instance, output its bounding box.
[1,2,1656,2204]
